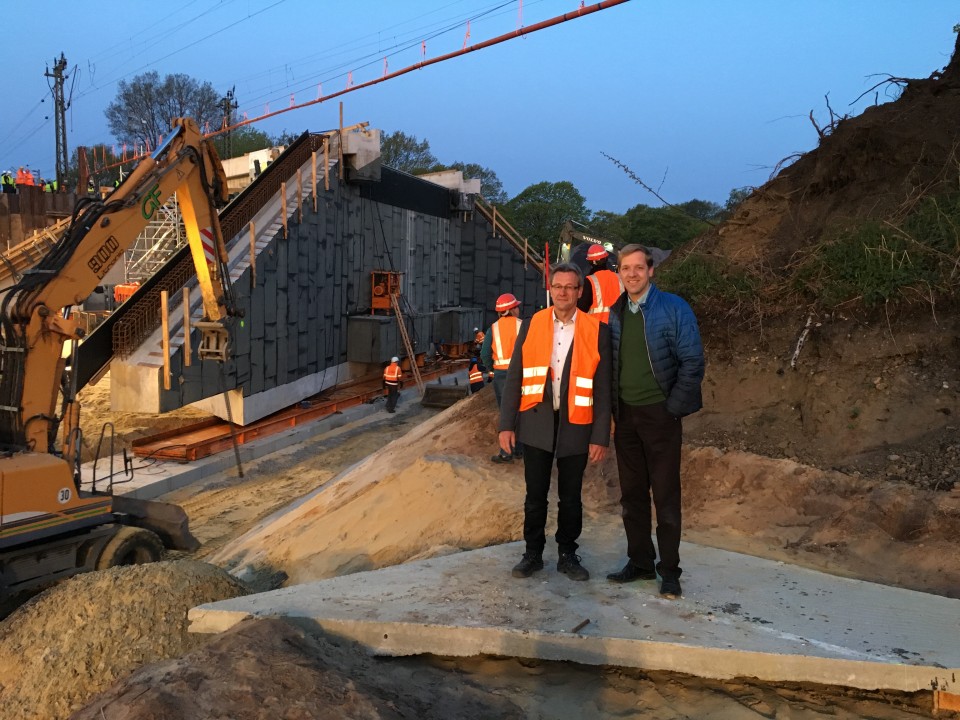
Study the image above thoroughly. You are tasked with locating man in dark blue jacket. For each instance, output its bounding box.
[605,244,704,600]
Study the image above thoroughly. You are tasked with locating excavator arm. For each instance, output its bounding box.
[0,118,236,456]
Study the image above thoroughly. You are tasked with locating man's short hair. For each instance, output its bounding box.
[618,243,654,268]
[550,262,584,287]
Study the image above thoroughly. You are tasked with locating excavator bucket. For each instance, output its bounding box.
[420,383,470,408]
[111,496,200,551]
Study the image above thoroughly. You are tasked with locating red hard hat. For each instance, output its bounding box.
[495,293,521,312]
[586,244,609,261]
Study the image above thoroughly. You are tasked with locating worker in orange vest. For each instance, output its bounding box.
[481,292,524,463]
[468,357,486,394]
[383,356,403,413]
[577,244,624,323]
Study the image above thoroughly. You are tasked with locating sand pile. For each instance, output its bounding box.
[0,560,248,720]
[213,393,523,585]
[214,391,620,587]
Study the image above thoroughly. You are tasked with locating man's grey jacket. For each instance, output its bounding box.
[607,284,705,419]
[498,312,612,457]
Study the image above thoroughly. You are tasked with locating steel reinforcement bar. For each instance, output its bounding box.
[111,132,327,358]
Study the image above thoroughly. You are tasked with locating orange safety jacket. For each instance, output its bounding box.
[469,364,484,385]
[383,362,402,386]
[474,330,485,344]
[518,308,601,425]
[587,269,624,323]
[491,316,523,371]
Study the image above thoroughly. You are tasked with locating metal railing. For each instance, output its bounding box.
[473,196,545,275]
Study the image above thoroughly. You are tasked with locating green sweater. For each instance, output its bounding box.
[619,306,665,406]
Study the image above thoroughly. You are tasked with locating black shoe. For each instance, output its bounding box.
[606,561,657,583]
[660,578,682,599]
[557,553,590,581]
[511,553,543,578]
[490,453,513,464]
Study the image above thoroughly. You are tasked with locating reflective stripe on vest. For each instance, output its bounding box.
[588,270,624,323]
[491,316,522,370]
[383,363,402,385]
[469,365,484,384]
[518,308,601,424]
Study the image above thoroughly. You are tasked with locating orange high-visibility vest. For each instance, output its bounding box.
[518,308,601,425]
[474,330,485,344]
[587,269,624,323]
[469,364,484,385]
[491,316,523,370]
[383,362,402,385]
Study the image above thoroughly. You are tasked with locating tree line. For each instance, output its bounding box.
[77,71,753,251]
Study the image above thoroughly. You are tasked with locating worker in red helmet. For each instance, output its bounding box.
[481,292,524,463]
[577,244,624,324]
[382,356,403,413]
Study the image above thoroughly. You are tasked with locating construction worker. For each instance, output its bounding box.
[468,357,486,394]
[1,170,15,194]
[481,292,524,463]
[23,167,35,187]
[472,326,485,356]
[577,244,624,323]
[383,356,403,413]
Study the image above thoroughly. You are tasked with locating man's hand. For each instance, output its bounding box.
[499,431,516,456]
[588,443,607,464]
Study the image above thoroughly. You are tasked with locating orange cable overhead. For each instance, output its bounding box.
[98,0,630,170]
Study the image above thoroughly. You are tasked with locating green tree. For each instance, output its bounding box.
[213,126,274,160]
[505,181,589,249]
[448,161,507,204]
[380,130,437,173]
[620,204,708,249]
[722,186,755,218]
[675,199,723,221]
[105,71,219,148]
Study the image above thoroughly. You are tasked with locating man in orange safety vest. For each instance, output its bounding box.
[383,356,403,413]
[577,244,624,323]
[481,292,524,463]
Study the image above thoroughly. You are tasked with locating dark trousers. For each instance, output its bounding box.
[385,385,399,412]
[522,416,588,556]
[614,400,683,581]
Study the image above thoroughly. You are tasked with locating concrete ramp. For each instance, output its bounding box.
[190,517,959,693]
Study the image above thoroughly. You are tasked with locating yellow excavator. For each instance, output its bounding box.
[0,118,237,602]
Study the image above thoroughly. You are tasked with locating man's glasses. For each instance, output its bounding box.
[550,284,579,292]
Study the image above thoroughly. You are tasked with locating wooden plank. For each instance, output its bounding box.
[161,290,170,390]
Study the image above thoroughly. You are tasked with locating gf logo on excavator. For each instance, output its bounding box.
[141,183,163,220]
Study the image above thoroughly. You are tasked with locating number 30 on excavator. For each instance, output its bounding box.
[0,118,238,605]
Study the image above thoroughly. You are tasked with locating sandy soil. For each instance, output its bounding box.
[0,560,247,720]
[2,386,955,719]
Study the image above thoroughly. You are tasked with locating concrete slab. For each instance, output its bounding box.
[190,517,960,693]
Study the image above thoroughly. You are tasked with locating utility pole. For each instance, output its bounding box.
[45,53,69,192]
[219,86,238,159]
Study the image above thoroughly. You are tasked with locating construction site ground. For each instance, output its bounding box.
[0,361,957,719]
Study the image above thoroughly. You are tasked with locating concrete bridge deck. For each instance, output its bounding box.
[189,516,959,694]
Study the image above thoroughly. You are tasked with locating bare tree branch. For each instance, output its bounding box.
[601,152,717,227]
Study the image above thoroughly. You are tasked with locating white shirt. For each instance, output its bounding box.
[551,309,577,411]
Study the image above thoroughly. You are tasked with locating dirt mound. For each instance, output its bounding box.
[681,447,960,598]
[706,34,960,272]
[0,560,248,720]
[70,617,525,720]
[214,391,621,587]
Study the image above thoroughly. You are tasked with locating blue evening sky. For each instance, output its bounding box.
[0,1,956,214]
